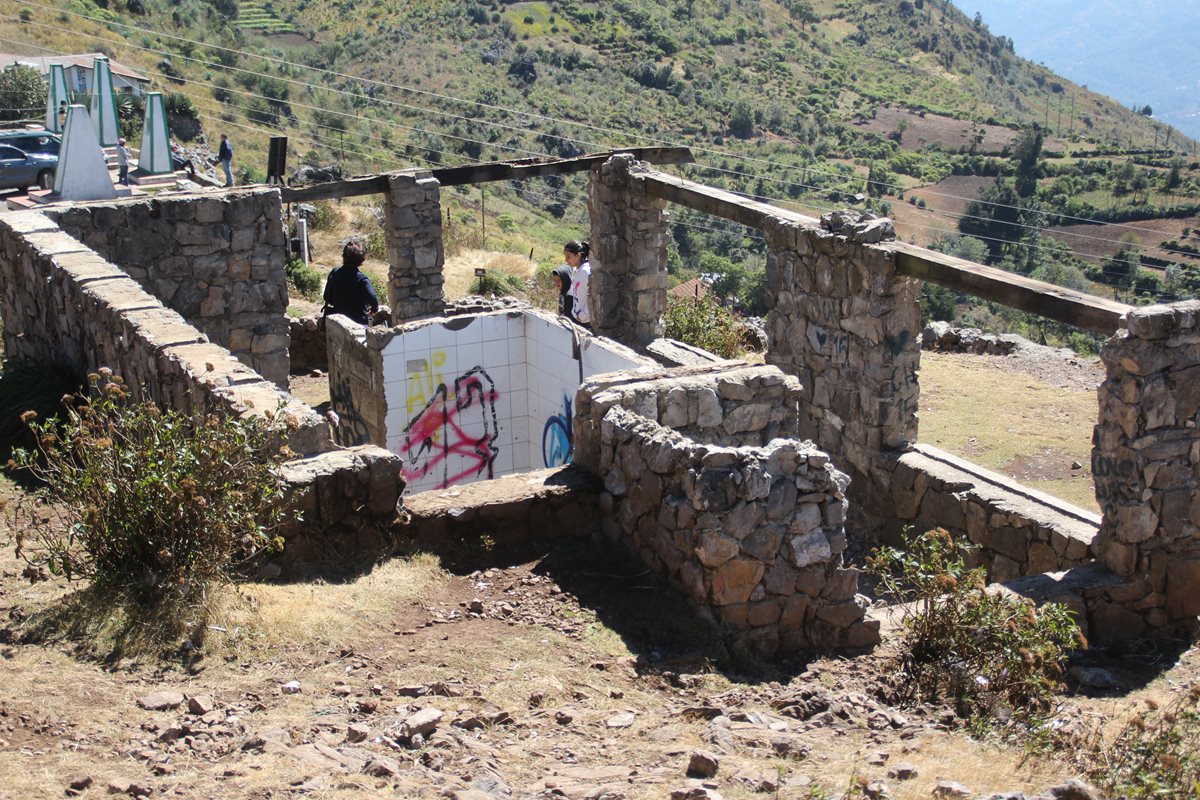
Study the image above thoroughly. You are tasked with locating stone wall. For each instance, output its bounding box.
[325,314,387,448]
[382,171,445,323]
[762,216,922,514]
[289,315,328,373]
[276,445,405,566]
[45,189,291,386]
[1092,301,1200,636]
[588,155,670,347]
[574,364,878,654]
[0,209,331,456]
[891,447,1097,582]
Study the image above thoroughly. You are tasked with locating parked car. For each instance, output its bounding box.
[0,144,58,190]
[0,130,61,156]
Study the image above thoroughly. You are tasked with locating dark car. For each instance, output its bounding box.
[0,144,58,191]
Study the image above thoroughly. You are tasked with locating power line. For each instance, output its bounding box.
[21,0,1186,236]
[6,14,1196,276]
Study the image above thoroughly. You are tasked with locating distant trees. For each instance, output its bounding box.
[0,65,45,123]
[728,99,755,138]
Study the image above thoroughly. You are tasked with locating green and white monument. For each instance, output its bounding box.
[88,56,119,147]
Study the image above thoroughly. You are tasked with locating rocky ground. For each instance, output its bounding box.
[1,344,1194,800]
[2,521,1196,800]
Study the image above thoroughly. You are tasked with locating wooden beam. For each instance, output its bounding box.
[279,148,694,202]
[890,243,1131,335]
[432,146,694,187]
[280,174,391,203]
[641,171,820,229]
[641,171,1129,334]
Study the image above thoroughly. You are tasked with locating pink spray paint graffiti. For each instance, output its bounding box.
[400,367,500,489]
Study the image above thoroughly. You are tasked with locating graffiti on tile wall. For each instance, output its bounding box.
[401,366,500,489]
[541,394,573,468]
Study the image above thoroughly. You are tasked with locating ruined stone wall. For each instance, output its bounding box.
[325,314,387,448]
[891,448,1096,582]
[762,217,922,511]
[277,445,405,566]
[289,315,328,373]
[383,172,445,323]
[1092,301,1200,636]
[588,155,670,347]
[574,364,878,654]
[0,209,331,456]
[45,189,291,386]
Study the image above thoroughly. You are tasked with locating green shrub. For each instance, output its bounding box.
[868,528,1082,724]
[663,294,745,359]
[474,269,526,296]
[308,199,340,231]
[10,371,288,604]
[285,256,323,301]
[365,229,387,260]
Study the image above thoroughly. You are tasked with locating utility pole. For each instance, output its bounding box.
[481,186,486,249]
[1068,90,1075,136]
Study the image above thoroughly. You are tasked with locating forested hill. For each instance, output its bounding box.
[5,0,1184,180]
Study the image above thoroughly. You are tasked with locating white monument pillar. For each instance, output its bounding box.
[88,56,119,147]
[138,92,172,174]
[53,105,117,201]
[45,63,68,134]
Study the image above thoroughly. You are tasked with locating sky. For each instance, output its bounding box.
[953,0,1200,141]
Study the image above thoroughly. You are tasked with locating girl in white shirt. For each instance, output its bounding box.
[564,240,591,327]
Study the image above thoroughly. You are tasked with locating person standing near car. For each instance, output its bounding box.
[212,133,233,187]
[115,137,131,185]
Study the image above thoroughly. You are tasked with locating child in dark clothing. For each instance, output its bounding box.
[552,263,574,319]
[322,241,379,325]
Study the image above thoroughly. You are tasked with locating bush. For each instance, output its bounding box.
[10,371,289,604]
[308,199,340,231]
[868,528,1082,724]
[474,268,526,296]
[663,294,745,359]
[285,256,323,301]
[1087,689,1200,798]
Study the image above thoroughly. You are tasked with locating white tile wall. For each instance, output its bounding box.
[376,311,641,493]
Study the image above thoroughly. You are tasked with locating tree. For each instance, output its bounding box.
[729,99,755,139]
[1011,126,1043,198]
[958,177,1022,263]
[1103,243,1141,295]
[866,162,892,198]
[0,64,45,123]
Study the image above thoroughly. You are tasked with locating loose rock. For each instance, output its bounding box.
[687,750,720,778]
[137,691,185,711]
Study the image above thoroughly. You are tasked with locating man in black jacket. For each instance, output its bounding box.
[322,241,379,325]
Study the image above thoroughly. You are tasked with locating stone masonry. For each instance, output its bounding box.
[0,209,330,456]
[325,314,387,448]
[46,189,291,386]
[382,171,445,323]
[1092,300,1200,636]
[891,446,1096,582]
[574,364,878,655]
[762,216,923,516]
[588,154,670,347]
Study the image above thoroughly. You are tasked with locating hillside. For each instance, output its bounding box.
[956,0,1200,142]
[3,0,1199,343]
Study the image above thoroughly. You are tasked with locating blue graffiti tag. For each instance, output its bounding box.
[541,394,573,467]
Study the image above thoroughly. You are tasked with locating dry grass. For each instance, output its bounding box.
[443,248,536,300]
[203,553,446,659]
[917,351,1099,512]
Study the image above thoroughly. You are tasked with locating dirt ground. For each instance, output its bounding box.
[917,344,1104,512]
[6,505,1196,800]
